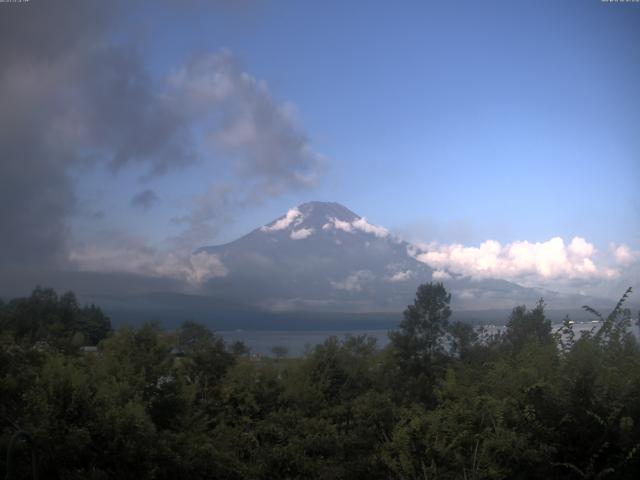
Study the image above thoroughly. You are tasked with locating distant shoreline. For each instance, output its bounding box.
[219,321,640,356]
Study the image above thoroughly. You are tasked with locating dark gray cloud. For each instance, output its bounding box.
[0,1,326,290]
[0,1,115,62]
[0,136,74,268]
[131,190,159,210]
[0,0,109,269]
[0,1,194,270]
[79,46,196,177]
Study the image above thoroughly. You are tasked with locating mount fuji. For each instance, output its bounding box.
[195,201,588,315]
[62,201,611,328]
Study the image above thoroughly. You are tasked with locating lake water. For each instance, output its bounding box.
[219,321,640,356]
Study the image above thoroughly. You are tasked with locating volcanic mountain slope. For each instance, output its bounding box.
[197,201,584,313]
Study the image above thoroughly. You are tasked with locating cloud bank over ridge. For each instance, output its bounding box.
[410,237,638,288]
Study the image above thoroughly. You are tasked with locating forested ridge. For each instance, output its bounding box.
[1,284,639,479]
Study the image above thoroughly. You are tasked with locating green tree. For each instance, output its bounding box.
[0,287,111,350]
[388,282,452,404]
[448,320,478,359]
[270,345,289,360]
[504,299,552,352]
[390,282,452,361]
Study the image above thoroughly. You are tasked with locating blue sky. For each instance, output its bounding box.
[110,1,639,245]
[1,0,638,296]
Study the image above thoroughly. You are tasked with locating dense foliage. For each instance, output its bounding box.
[1,284,639,479]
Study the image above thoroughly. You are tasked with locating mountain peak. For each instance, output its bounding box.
[297,201,360,221]
[258,202,359,233]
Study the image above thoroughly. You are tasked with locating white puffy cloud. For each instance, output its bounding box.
[290,227,314,240]
[152,251,229,285]
[323,217,354,233]
[432,269,451,280]
[410,236,628,283]
[353,217,390,238]
[322,216,390,238]
[388,270,413,282]
[261,207,303,232]
[331,270,374,292]
[69,232,228,286]
[568,237,595,258]
[612,243,638,265]
[181,251,229,284]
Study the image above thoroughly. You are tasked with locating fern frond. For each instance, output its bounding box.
[582,305,603,321]
[552,462,586,478]
[607,287,632,321]
[594,467,615,479]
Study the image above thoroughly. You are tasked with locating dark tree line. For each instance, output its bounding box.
[0,287,111,350]
[1,284,639,479]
